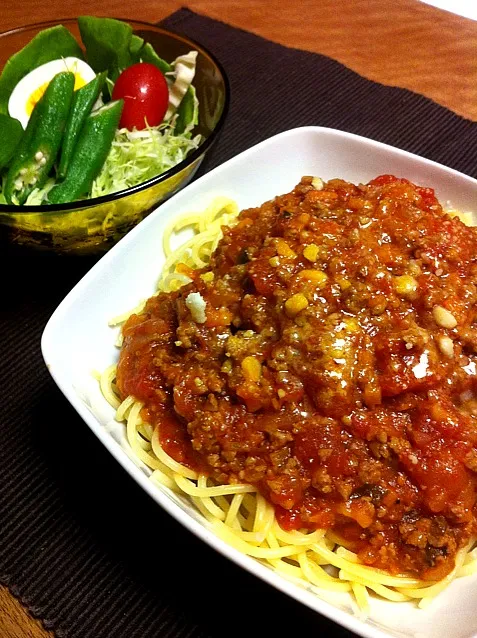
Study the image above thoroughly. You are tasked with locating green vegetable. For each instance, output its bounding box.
[78,16,134,81]
[137,43,171,75]
[0,114,23,170]
[47,99,124,204]
[5,72,75,205]
[78,16,172,81]
[174,85,199,135]
[5,100,41,178]
[0,25,83,115]
[58,71,106,179]
[23,178,55,205]
[129,34,145,57]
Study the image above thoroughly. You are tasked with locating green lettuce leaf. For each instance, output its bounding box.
[129,34,144,57]
[78,16,172,83]
[0,25,83,115]
[78,16,133,80]
[137,42,171,74]
[174,85,198,135]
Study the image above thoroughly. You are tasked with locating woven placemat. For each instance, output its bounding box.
[2,8,477,638]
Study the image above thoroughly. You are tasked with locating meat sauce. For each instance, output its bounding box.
[117,175,477,580]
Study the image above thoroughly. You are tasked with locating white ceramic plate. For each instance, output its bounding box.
[42,126,477,638]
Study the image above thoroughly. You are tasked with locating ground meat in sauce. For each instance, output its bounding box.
[117,174,477,581]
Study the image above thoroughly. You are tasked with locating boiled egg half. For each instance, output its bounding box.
[8,57,96,129]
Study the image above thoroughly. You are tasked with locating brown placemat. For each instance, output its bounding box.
[2,8,477,638]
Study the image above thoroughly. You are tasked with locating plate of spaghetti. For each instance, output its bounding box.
[42,127,477,638]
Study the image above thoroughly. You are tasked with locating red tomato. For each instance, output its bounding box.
[112,62,169,130]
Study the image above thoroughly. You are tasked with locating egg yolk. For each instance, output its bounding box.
[26,73,87,116]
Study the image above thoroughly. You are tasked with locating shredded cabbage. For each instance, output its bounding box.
[0,124,201,204]
[90,122,202,198]
[24,178,55,205]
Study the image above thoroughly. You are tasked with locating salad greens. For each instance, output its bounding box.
[0,25,83,114]
[138,43,171,75]
[0,16,201,206]
[79,16,133,82]
[77,16,172,82]
[175,85,198,136]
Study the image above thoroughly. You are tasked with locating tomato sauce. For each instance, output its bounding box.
[117,175,477,580]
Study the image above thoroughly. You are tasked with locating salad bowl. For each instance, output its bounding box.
[0,18,229,254]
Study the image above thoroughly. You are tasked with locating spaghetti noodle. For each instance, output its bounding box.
[100,177,477,614]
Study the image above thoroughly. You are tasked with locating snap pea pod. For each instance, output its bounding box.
[57,71,107,179]
[5,71,75,205]
[47,99,123,204]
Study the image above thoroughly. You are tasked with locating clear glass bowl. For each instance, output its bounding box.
[0,18,229,254]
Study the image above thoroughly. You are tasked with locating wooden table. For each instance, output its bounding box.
[1,1,476,636]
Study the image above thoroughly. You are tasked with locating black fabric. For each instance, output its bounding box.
[1,8,477,638]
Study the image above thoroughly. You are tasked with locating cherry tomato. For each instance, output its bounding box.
[112,62,169,130]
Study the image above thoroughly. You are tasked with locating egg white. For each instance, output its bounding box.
[8,57,96,129]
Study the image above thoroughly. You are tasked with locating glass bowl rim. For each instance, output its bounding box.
[0,16,230,215]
